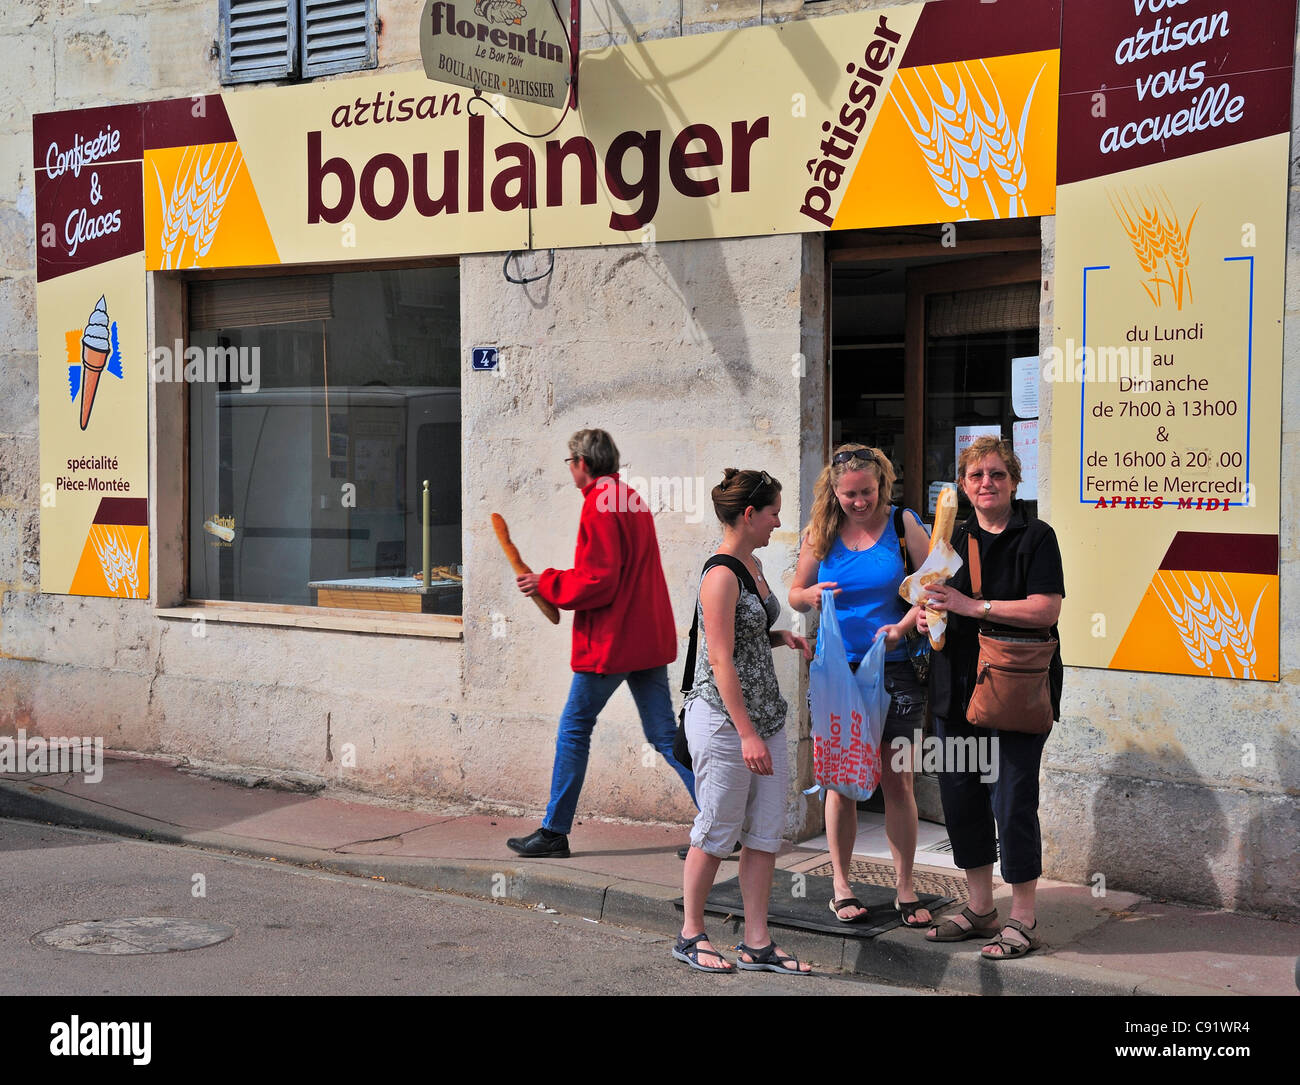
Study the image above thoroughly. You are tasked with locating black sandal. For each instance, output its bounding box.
[829,896,870,923]
[735,941,812,974]
[672,932,734,973]
[894,896,932,928]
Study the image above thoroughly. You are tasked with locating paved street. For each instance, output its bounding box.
[1,818,926,996]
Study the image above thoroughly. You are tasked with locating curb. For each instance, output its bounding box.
[0,778,1233,997]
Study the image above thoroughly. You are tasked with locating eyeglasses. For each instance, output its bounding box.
[832,449,876,467]
[966,469,1009,482]
[746,471,773,506]
[563,456,579,466]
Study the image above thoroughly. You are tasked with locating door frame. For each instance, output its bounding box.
[902,251,1042,514]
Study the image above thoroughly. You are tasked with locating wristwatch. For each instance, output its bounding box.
[982,600,992,618]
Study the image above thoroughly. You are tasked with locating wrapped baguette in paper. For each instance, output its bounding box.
[923,485,959,647]
[898,541,964,649]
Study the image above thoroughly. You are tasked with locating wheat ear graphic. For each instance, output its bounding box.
[1109,188,1198,308]
[1209,573,1257,678]
[155,145,200,269]
[193,146,242,260]
[1181,571,1237,676]
[1152,572,1217,674]
[1157,190,1198,310]
[965,59,1043,218]
[893,70,970,213]
[92,526,140,597]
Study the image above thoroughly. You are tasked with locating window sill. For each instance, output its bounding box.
[156,601,463,639]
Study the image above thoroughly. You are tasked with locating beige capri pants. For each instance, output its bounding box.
[684,697,789,857]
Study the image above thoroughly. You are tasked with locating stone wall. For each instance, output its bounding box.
[0,0,1295,911]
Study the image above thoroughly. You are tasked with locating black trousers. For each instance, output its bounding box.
[933,713,1048,885]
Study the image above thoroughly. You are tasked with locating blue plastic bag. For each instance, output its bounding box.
[809,589,887,801]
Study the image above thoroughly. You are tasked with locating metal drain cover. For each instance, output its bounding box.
[34,917,234,955]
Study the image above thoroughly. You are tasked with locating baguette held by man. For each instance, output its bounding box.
[926,485,959,649]
[491,513,561,625]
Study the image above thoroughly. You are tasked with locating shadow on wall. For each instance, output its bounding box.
[556,7,840,386]
[1083,742,1264,914]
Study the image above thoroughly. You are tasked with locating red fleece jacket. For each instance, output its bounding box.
[537,474,677,674]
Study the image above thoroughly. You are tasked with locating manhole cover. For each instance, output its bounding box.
[33,917,234,955]
[803,859,970,905]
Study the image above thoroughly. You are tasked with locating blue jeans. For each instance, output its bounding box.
[542,666,697,835]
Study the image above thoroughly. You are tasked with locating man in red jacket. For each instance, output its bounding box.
[507,429,696,858]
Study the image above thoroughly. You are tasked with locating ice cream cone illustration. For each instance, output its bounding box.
[79,296,110,430]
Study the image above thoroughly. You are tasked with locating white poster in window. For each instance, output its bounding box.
[927,480,948,515]
[1011,355,1039,419]
[1013,419,1038,501]
[955,425,1001,476]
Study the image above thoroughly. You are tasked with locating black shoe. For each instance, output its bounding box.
[677,841,742,860]
[507,827,571,858]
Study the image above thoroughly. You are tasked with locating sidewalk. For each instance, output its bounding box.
[1,751,1295,997]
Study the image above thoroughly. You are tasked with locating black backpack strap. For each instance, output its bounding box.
[893,506,909,574]
[680,555,759,696]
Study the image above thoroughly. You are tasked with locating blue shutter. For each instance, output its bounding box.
[220,0,298,84]
[300,0,377,78]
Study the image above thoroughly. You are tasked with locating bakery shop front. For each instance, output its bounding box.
[18,0,1297,917]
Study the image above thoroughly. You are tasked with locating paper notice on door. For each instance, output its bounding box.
[1012,355,1039,419]
[955,425,1002,475]
[1013,419,1038,501]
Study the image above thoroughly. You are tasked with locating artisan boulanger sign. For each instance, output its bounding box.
[1052,0,1295,680]
[49,0,1055,271]
[419,0,569,110]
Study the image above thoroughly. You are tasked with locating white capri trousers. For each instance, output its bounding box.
[684,697,789,857]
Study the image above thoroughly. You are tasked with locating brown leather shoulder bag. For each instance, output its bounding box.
[965,534,1056,735]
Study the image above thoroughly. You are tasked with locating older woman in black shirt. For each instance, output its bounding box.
[917,437,1064,960]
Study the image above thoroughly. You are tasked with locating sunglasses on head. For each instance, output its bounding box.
[744,470,773,506]
[832,449,876,467]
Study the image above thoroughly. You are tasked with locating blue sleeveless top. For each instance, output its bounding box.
[817,507,914,663]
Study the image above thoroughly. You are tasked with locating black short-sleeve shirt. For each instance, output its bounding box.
[929,501,1066,722]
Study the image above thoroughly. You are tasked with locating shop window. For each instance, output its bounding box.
[187,266,462,616]
[219,0,378,85]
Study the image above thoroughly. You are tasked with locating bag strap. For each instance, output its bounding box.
[893,507,910,575]
[967,534,983,600]
[681,555,759,695]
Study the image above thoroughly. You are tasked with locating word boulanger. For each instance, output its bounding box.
[799,14,902,228]
[308,113,769,231]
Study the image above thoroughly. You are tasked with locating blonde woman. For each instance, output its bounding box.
[789,445,932,928]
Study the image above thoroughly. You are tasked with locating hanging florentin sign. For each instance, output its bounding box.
[419,0,572,110]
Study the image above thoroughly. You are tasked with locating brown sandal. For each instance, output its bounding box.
[926,906,999,942]
[980,918,1040,960]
